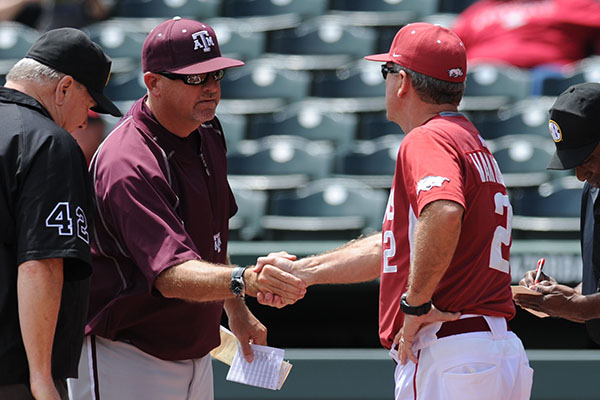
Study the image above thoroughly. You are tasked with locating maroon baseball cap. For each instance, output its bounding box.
[365,22,466,83]
[142,17,244,74]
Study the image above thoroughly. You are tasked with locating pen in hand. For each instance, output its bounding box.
[533,258,545,285]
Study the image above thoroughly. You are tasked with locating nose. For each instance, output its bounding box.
[202,77,219,93]
[576,165,591,182]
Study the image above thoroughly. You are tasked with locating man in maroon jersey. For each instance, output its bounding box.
[257,22,533,399]
[67,17,306,400]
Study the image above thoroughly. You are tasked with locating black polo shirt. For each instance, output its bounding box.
[0,87,93,384]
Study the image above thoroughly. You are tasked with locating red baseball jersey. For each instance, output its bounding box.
[379,112,515,349]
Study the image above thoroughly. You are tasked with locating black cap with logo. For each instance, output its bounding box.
[25,27,122,117]
[547,82,600,170]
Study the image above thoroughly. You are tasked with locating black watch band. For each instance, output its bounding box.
[230,265,248,298]
[400,293,432,316]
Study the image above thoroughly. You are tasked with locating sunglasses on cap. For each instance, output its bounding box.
[381,64,402,80]
[158,69,225,85]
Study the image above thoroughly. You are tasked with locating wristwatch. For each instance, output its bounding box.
[400,293,432,316]
[230,266,248,298]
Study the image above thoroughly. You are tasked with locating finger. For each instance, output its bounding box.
[259,266,307,297]
[239,340,254,363]
[266,251,297,261]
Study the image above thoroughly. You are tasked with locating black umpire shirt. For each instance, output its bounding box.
[0,87,93,385]
[581,183,600,344]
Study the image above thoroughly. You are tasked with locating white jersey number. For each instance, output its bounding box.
[45,202,73,236]
[383,230,397,273]
[489,192,512,274]
[46,202,89,244]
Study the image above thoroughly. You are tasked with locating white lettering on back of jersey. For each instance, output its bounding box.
[468,151,505,185]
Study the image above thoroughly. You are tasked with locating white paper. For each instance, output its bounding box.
[226,343,286,390]
[511,285,549,318]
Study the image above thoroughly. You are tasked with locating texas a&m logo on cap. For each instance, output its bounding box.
[192,30,215,53]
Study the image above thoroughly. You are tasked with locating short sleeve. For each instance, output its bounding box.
[16,130,92,280]
[399,128,466,217]
[93,149,200,287]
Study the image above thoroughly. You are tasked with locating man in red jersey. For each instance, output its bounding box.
[257,22,533,399]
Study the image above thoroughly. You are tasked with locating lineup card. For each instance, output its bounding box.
[211,326,293,390]
[226,343,292,390]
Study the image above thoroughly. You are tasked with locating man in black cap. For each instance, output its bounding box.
[515,82,600,344]
[0,27,120,399]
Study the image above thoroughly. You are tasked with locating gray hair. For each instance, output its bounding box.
[397,65,465,106]
[6,58,65,83]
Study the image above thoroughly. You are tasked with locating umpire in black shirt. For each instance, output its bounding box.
[0,28,120,399]
[515,82,600,344]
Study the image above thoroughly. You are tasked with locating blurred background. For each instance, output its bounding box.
[3,1,600,398]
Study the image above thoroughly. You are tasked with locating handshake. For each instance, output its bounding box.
[243,251,311,308]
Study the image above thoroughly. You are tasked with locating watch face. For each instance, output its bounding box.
[231,278,244,296]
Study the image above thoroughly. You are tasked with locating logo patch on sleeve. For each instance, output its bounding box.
[416,176,450,196]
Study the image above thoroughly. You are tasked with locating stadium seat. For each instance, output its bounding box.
[334,134,403,189]
[218,113,247,151]
[510,176,583,240]
[246,102,358,147]
[311,59,384,98]
[227,135,334,190]
[229,186,268,240]
[461,63,532,112]
[210,19,266,61]
[84,21,146,63]
[220,60,311,101]
[539,57,600,97]
[261,177,388,240]
[329,0,439,18]
[488,134,559,188]
[268,19,378,59]
[357,111,404,139]
[437,0,478,13]
[104,68,147,102]
[222,0,328,18]
[473,97,555,139]
[0,22,39,74]
[113,0,222,19]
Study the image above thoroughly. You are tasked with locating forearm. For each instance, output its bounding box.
[575,293,600,321]
[294,232,382,286]
[17,258,64,386]
[405,201,463,306]
[155,259,305,303]
[155,260,236,302]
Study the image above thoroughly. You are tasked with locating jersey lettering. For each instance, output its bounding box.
[468,151,504,185]
[489,192,512,274]
[45,202,73,236]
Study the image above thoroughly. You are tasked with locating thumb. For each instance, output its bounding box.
[239,342,254,363]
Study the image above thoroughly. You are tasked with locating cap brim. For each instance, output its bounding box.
[364,53,393,62]
[547,141,600,170]
[89,90,122,117]
[169,57,245,74]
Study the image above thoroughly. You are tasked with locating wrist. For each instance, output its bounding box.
[400,292,432,316]
[230,265,248,298]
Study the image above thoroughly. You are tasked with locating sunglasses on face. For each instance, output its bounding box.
[158,69,225,85]
[381,64,401,80]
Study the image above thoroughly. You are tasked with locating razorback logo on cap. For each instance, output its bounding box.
[192,30,215,53]
[416,176,450,196]
[448,68,464,79]
[549,119,562,143]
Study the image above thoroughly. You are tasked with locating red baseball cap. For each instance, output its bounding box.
[365,22,466,83]
[142,17,244,74]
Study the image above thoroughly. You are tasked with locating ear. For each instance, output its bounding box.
[144,72,161,97]
[395,70,410,98]
[54,75,75,106]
